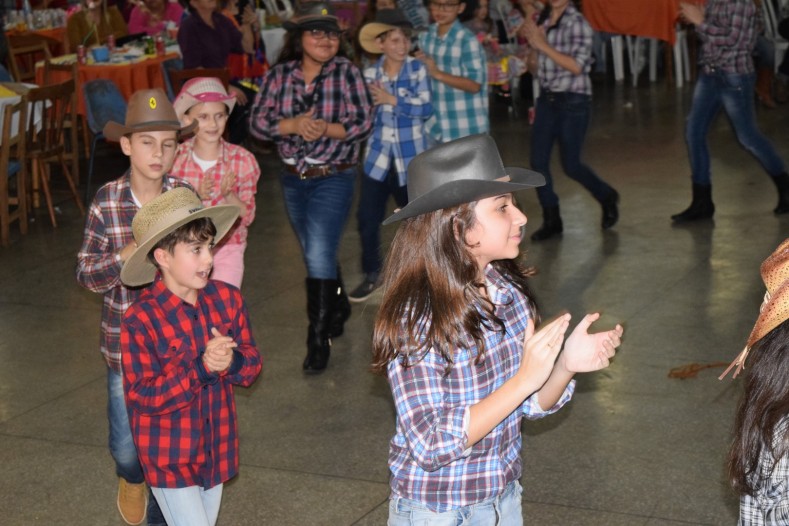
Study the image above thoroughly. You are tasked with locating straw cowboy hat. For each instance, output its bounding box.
[121,188,240,287]
[103,88,197,142]
[720,238,789,379]
[282,1,340,32]
[382,134,545,225]
[358,8,413,54]
[173,77,237,120]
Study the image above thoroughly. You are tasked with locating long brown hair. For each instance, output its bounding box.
[371,200,538,375]
[728,320,789,495]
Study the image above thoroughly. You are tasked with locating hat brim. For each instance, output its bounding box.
[283,17,341,32]
[382,167,545,225]
[103,120,198,143]
[173,92,237,120]
[120,204,241,287]
[359,22,405,54]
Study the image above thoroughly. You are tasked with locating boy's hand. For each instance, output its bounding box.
[561,313,622,373]
[203,327,237,374]
[118,240,137,263]
[368,82,396,106]
[518,314,570,387]
[220,171,237,198]
[228,85,248,106]
[414,50,439,78]
[198,176,214,200]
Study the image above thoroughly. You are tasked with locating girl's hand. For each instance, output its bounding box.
[220,171,236,198]
[198,176,214,200]
[519,314,571,387]
[368,82,396,106]
[521,19,547,51]
[561,313,622,373]
[302,118,328,141]
[679,3,704,26]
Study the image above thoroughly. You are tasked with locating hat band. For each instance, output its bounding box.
[126,119,183,130]
[139,204,206,246]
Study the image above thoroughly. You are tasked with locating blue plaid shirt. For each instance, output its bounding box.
[386,265,575,513]
[418,19,488,143]
[363,56,432,186]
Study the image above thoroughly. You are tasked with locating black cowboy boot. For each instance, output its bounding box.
[671,183,714,222]
[328,265,351,338]
[304,278,336,373]
[600,189,619,229]
[771,173,789,215]
[530,206,563,241]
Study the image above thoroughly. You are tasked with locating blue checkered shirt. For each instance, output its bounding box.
[418,19,488,143]
[386,265,575,513]
[739,418,789,524]
[363,56,432,186]
[538,3,593,96]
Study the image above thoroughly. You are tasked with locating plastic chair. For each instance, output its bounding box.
[82,79,127,203]
[763,0,788,74]
[161,56,183,101]
[25,79,85,227]
[0,100,28,247]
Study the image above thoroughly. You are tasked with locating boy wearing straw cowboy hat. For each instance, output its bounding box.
[119,187,261,526]
[723,239,789,521]
[171,76,261,289]
[76,88,195,525]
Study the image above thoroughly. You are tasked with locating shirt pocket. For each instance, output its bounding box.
[158,336,194,375]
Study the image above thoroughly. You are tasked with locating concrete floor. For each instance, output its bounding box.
[1,77,788,525]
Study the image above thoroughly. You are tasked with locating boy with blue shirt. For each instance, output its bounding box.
[415,0,488,143]
[350,9,433,301]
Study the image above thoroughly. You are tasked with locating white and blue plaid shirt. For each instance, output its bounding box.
[386,264,575,513]
[418,19,488,143]
[363,56,433,186]
[740,418,789,524]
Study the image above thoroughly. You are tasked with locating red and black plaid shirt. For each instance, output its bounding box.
[121,279,262,489]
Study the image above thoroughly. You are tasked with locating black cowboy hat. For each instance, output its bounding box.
[282,1,340,32]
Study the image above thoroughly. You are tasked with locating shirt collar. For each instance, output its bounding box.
[149,277,203,313]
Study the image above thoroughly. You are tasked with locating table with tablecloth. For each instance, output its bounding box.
[34,53,178,115]
[582,0,704,45]
[0,83,44,144]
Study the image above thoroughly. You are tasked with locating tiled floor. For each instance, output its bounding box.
[1,76,788,525]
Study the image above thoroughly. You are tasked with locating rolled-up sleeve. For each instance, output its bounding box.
[522,378,575,420]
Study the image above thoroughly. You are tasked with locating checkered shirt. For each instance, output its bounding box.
[697,0,761,75]
[76,173,192,374]
[362,56,432,186]
[170,138,261,246]
[418,19,488,143]
[739,418,789,524]
[121,278,262,489]
[386,265,575,513]
[537,3,593,95]
[249,56,374,173]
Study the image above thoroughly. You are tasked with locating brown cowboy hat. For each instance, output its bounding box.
[103,88,197,142]
[121,188,240,287]
[282,1,340,32]
[720,238,789,379]
[382,134,545,225]
[359,9,413,54]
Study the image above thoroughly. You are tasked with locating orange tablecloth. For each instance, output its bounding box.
[35,53,176,115]
[582,0,703,45]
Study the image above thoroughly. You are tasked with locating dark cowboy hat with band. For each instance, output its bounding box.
[121,188,240,287]
[359,9,413,54]
[103,88,197,142]
[382,134,545,225]
[282,1,340,32]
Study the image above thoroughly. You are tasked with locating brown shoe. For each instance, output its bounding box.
[117,478,147,525]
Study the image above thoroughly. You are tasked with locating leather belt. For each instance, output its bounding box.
[284,162,356,179]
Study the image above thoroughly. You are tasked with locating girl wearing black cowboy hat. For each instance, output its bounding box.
[250,2,373,373]
[372,134,623,523]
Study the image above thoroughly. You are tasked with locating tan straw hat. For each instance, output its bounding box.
[358,9,413,54]
[720,238,789,379]
[103,89,197,142]
[173,77,236,120]
[121,188,240,287]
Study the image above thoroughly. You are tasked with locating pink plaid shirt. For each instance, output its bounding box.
[171,138,261,246]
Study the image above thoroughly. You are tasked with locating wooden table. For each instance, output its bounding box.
[34,52,178,115]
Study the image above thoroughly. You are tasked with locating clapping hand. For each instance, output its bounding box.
[561,313,622,373]
[198,175,214,201]
[679,3,704,26]
[368,81,396,106]
[203,327,237,374]
[519,314,571,387]
[220,171,236,198]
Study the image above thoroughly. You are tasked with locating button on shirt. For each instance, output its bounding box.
[363,56,432,186]
[121,279,262,489]
[386,265,575,512]
[696,0,761,75]
[418,19,488,143]
[76,174,192,373]
[249,56,374,174]
[538,3,593,96]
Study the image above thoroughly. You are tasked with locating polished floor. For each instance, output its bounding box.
[2,75,788,525]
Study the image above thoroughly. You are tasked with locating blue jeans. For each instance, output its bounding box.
[530,91,615,208]
[686,71,786,185]
[108,368,166,525]
[151,484,223,526]
[356,169,408,275]
[280,168,357,279]
[388,480,523,525]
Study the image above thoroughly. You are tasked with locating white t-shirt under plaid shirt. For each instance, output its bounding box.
[418,19,488,143]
